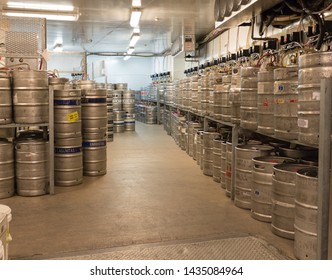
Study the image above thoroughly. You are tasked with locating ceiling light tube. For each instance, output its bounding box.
[3,7,80,21]
[3,11,79,21]
[124,55,131,61]
[130,9,141,27]
[127,47,135,55]
[6,2,75,11]
[132,0,141,7]
[129,33,140,47]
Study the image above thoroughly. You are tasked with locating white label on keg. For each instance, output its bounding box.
[312,91,320,101]
[298,118,309,128]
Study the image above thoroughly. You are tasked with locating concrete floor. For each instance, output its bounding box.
[1,122,295,260]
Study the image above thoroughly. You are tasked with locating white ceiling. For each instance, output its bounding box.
[0,0,216,54]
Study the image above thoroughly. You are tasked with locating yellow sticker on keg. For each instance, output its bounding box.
[276,98,285,104]
[67,111,79,123]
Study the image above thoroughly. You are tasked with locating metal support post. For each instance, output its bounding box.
[231,124,239,200]
[48,86,55,195]
[318,78,332,259]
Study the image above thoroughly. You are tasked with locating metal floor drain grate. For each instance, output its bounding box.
[55,236,288,260]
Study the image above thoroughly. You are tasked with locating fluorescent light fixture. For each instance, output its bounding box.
[127,47,135,54]
[3,3,80,21]
[132,0,141,7]
[133,27,140,33]
[130,9,141,27]
[6,2,75,11]
[129,33,140,47]
[124,55,131,61]
[3,11,79,21]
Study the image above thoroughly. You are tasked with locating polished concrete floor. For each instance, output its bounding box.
[2,122,295,260]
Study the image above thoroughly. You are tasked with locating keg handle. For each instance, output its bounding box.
[254,163,265,171]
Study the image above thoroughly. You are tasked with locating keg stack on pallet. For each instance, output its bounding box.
[0,70,49,198]
[112,83,136,133]
[51,78,83,186]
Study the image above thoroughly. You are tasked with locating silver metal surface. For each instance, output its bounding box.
[0,75,12,124]
[318,78,332,260]
[12,70,49,124]
[294,167,318,260]
[0,139,14,199]
[271,163,308,240]
[54,236,288,260]
[274,67,299,140]
[252,156,296,223]
[54,137,83,187]
[15,137,48,197]
[234,145,274,209]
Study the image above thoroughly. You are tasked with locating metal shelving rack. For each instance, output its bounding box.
[168,78,331,258]
[0,87,55,195]
[0,16,54,195]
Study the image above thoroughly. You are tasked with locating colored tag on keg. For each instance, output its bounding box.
[55,147,82,154]
[312,91,320,101]
[276,98,284,104]
[278,85,284,91]
[290,84,298,92]
[67,111,79,123]
[263,99,269,107]
[81,98,106,104]
[298,118,309,128]
[54,99,80,106]
[82,140,106,147]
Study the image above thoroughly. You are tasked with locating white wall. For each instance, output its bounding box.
[47,53,153,90]
[99,57,153,90]
[47,52,85,79]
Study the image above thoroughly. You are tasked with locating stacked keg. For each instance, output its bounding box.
[53,78,83,186]
[106,84,114,141]
[212,138,223,182]
[0,139,14,198]
[257,69,275,135]
[80,81,107,176]
[220,75,232,122]
[274,67,299,140]
[251,156,295,222]
[0,72,12,125]
[203,130,219,176]
[146,106,157,124]
[12,70,49,196]
[15,131,49,196]
[220,140,227,189]
[294,167,318,259]
[123,89,135,131]
[271,163,308,239]
[190,75,199,113]
[213,75,224,120]
[165,83,174,105]
[13,70,49,124]
[188,122,202,157]
[198,75,209,115]
[234,144,274,209]
[298,52,332,145]
[208,73,220,117]
[229,69,241,124]
[112,83,125,133]
[240,67,259,130]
